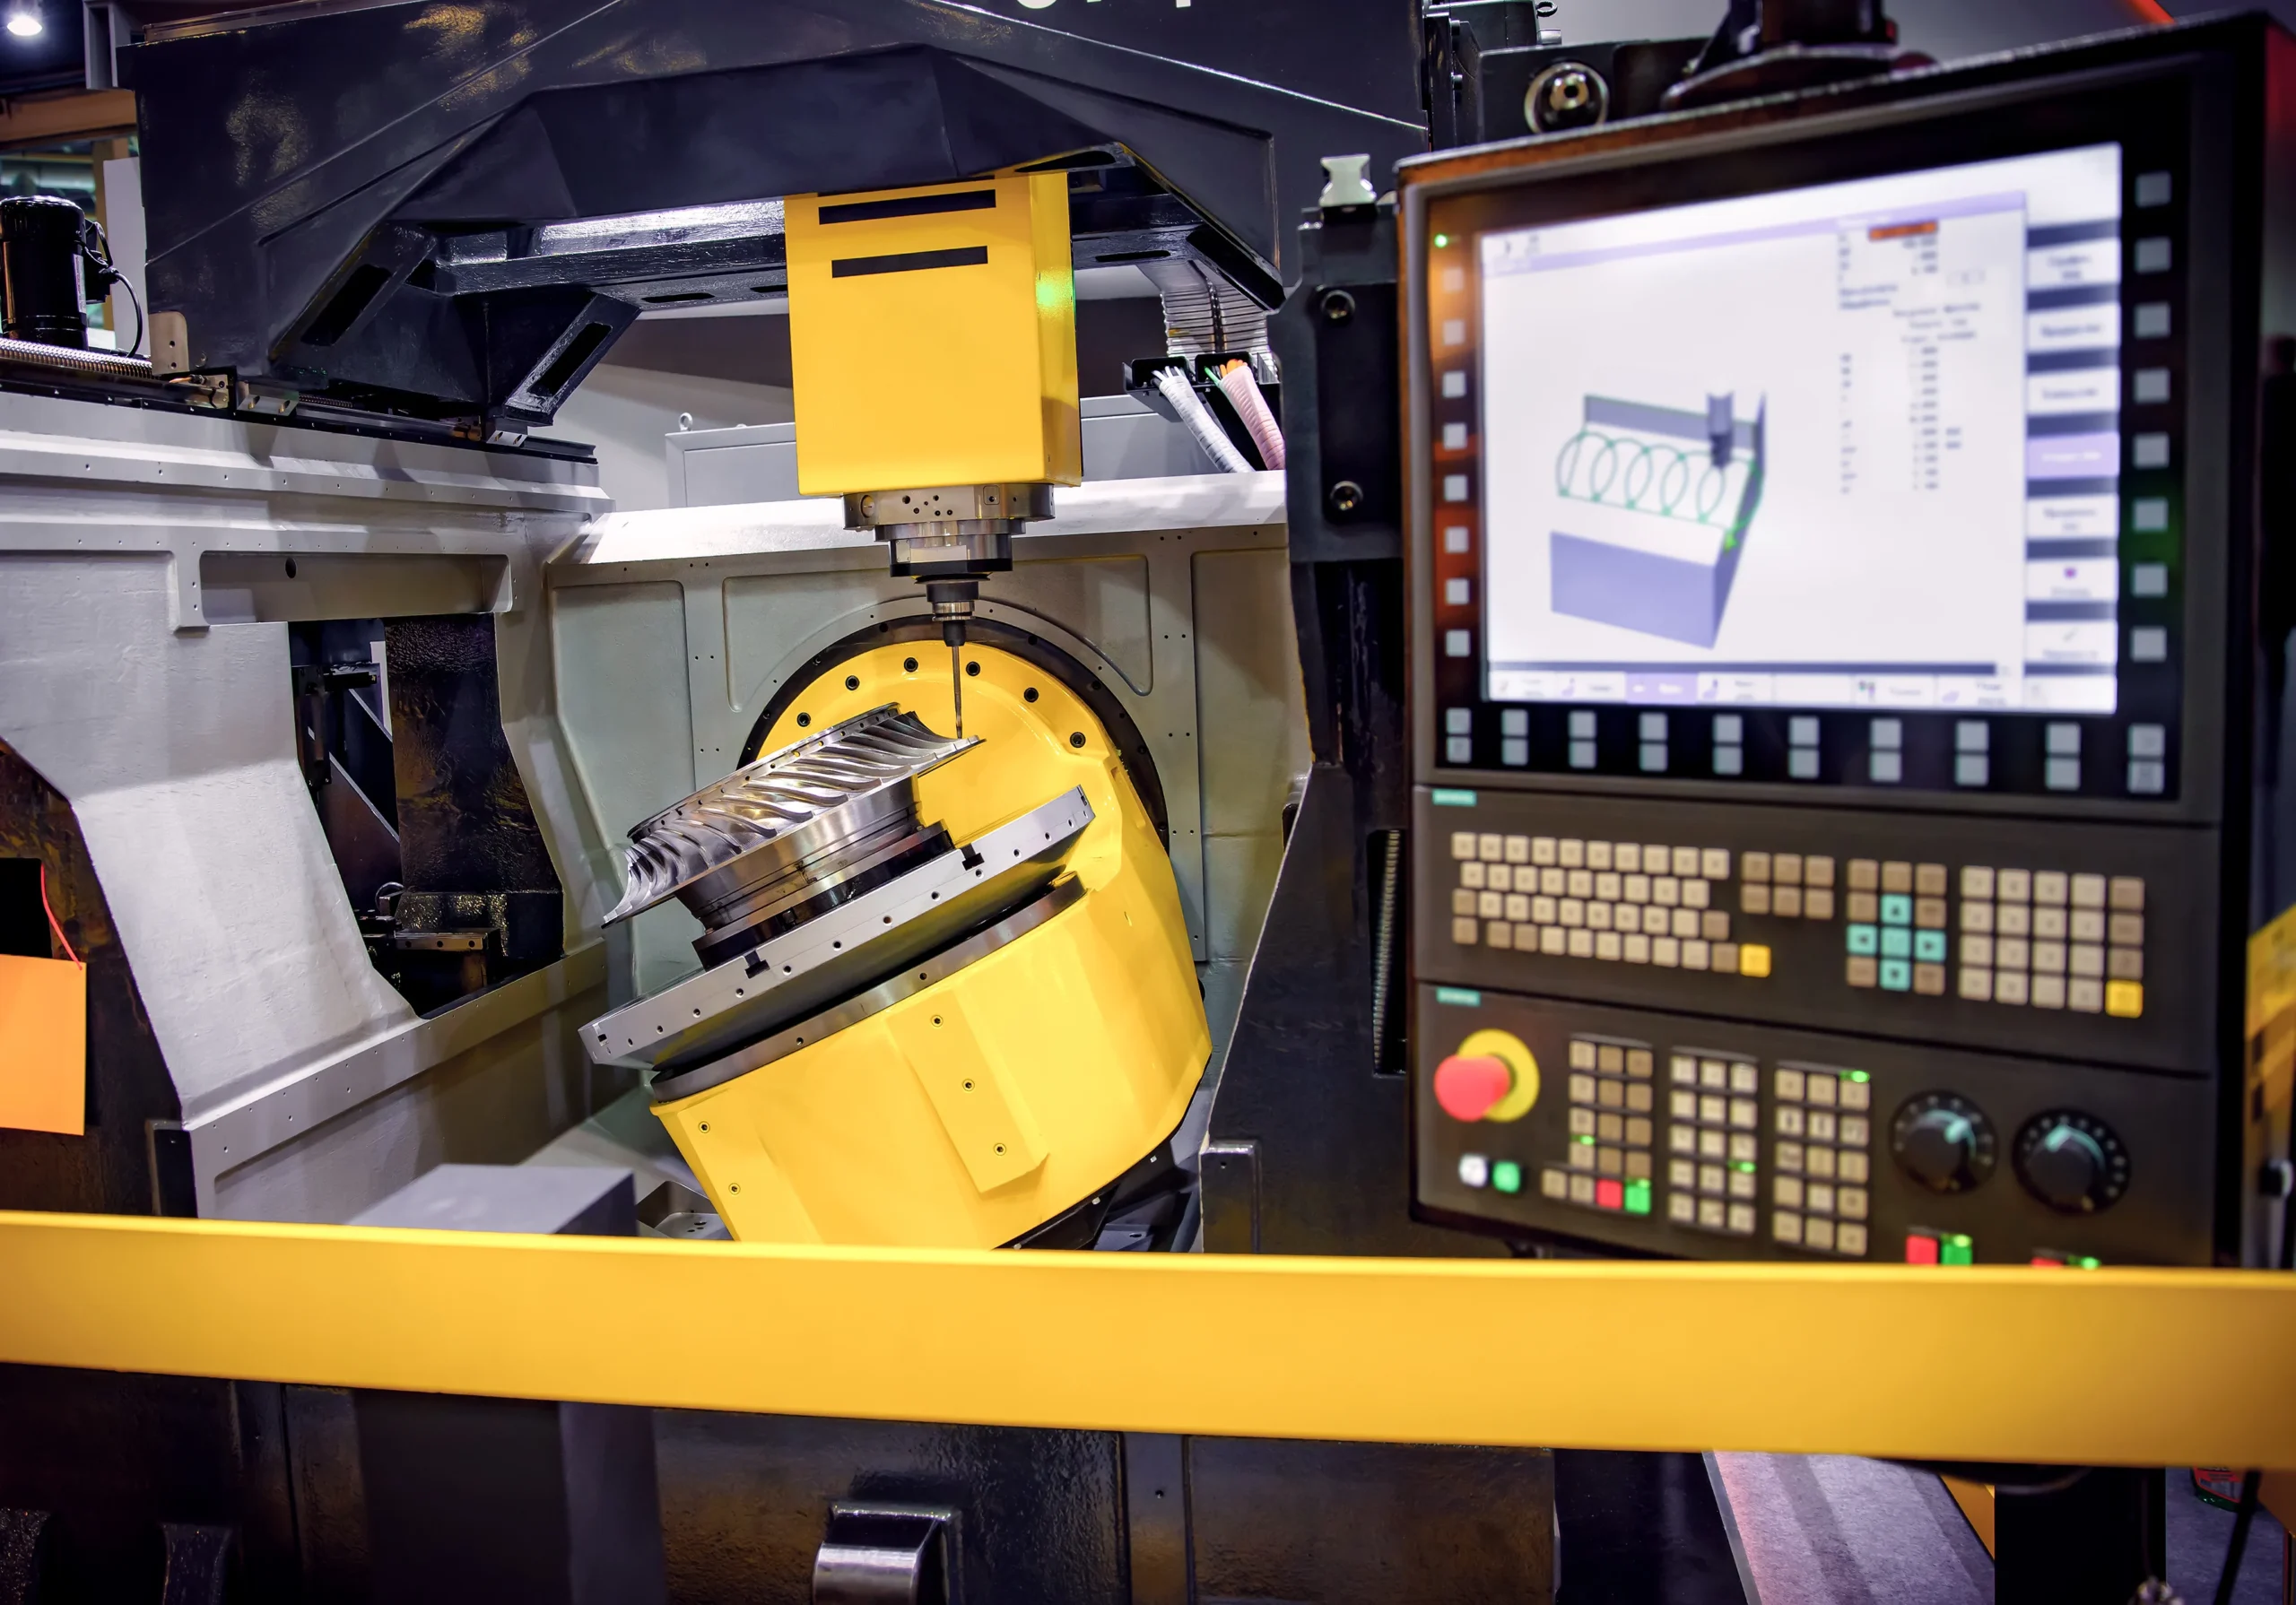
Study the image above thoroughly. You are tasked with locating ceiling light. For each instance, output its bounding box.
[4,7,42,37]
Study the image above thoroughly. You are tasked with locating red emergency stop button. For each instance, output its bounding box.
[1434,1054,1513,1122]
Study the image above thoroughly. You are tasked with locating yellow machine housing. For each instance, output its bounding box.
[785,171,1083,495]
[652,644,1207,1247]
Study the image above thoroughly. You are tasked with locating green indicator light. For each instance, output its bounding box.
[1434,986,1482,1008]
[1431,788,1479,807]
[1575,1133,1596,1145]
[1492,1160,1522,1194]
[2074,1255,2102,1270]
[1734,1161,1756,1173]
[1434,233,1451,247]
[1942,1235,1975,1266]
[1848,1071,1871,1083]
[1623,1179,1652,1216]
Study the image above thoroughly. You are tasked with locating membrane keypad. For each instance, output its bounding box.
[1768,1067,1874,1257]
[1536,1036,1657,1215]
[1839,861,2147,1019]
[1956,867,2145,1018]
[1662,1052,1761,1237]
[1447,832,1768,977]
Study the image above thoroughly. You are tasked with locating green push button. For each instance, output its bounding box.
[1880,927,1912,959]
[1941,1233,1975,1266]
[1623,1177,1652,1216]
[1881,894,1913,925]
[1915,930,1947,963]
[1492,1161,1523,1194]
[1847,924,1878,955]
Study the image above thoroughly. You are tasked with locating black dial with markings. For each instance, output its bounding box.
[1891,1092,1998,1194]
[2014,1110,2131,1214]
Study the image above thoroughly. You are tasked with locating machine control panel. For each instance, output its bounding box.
[1396,44,2282,1264]
[1409,790,2214,1261]
[1416,989,2211,1265]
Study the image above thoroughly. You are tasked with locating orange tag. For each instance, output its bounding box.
[0,952,86,1135]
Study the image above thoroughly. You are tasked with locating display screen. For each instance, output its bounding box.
[1469,144,2126,716]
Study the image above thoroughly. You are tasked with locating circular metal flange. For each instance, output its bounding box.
[604,704,977,929]
[648,876,1085,1105]
[585,785,1096,1077]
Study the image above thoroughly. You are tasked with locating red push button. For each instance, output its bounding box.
[1904,1232,1941,1266]
[1434,1054,1513,1122]
[1595,1178,1623,1211]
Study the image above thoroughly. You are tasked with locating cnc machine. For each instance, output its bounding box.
[0,2,2290,1601]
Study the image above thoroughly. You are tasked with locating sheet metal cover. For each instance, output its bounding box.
[604,705,975,925]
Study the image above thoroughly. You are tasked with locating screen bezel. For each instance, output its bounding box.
[1399,60,2222,821]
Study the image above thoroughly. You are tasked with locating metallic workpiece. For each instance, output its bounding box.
[603,704,978,934]
[587,785,1092,1075]
[1,1210,2292,1469]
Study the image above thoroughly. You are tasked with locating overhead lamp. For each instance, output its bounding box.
[4,5,41,37]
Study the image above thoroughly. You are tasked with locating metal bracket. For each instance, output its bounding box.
[233,379,299,417]
[813,1503,960,1605]
[1199,1140,1262,1254]
[1122,1435,1193,1605]
[167,371,230,409]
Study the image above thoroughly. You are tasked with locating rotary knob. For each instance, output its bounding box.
[1891,1092,1997,1193]
[2014,1111,2130,1214]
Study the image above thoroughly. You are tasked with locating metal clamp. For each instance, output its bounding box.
[813,1503,959,1604]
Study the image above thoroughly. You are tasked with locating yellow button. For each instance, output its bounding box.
[1739,943,1772,978]
[1458,1028,1540,1121]
[2105,980,2144,1019]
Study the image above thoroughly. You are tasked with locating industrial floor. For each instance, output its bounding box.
[1561,1450,2291,1603]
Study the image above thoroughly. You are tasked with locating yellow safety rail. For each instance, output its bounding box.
[0,1210,2290,1468]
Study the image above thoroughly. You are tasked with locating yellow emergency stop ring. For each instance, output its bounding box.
[1457,1028,1539,1122]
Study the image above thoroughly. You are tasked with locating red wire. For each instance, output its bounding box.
[38,863,82,968]
[2127,0,2173,23]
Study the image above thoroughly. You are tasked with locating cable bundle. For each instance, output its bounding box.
[1151,365,1252,474]
[1215,359,1285,469]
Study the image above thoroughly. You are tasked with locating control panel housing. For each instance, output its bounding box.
[1396,21,2296,1266]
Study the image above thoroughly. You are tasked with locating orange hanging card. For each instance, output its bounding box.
[0,865,86,1136]
[0,952,85,1134]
